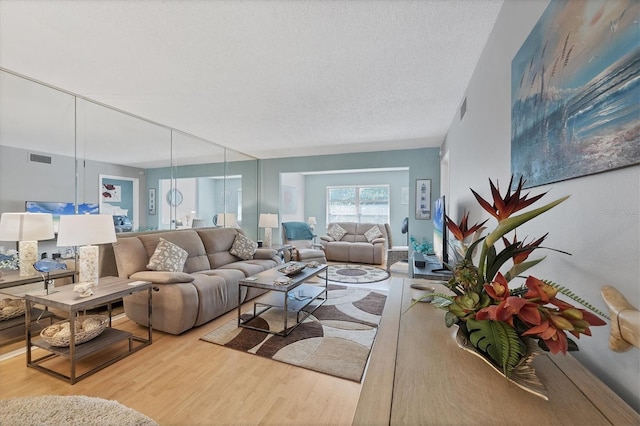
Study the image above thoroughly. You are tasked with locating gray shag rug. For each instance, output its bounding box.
[0,395,158,426]
[320,264,391,284]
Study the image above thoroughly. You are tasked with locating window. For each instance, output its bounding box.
[327,185,389,223]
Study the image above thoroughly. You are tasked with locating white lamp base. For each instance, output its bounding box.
[18,240,38,277]
[78,245,99,285]
[264,227,273,247]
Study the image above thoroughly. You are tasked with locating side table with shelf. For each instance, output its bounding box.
[24,276,152,384]
[0,268,76,347]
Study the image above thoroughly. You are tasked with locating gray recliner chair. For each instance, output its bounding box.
[281,221,327,264]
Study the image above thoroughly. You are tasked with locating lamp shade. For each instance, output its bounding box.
[216,213,237,228]
[0,213,54,241]
[259,213,278,228]
[307,216,317,225]
[56,214,117,247]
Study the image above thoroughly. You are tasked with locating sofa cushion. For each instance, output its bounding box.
[230,233,258,260]
[327,224,347,241]
[196,227,244,269]
[130,270,195,284]
[364,225,383,243]
[112,237,149,279]
[138,230,211,273]
[147,238,189,272]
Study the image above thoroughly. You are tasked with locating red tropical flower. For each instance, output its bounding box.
[524,276,557,302]
[476,292,541,327]
[502,233,548,264]
[446,211,488,242]
[471,175,547,222]
[523,320,569,354]
[483,272,510,300]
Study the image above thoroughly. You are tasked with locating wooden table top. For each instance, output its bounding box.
[354,278,640,425]
[0,268,76,290]
[24,277,150,311]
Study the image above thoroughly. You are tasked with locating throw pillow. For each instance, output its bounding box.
[147,238,188,272]
[364,225,383,243]
[327,224,347,241]
[230,233,258,260]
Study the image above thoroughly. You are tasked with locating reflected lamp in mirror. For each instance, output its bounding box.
[307,216,317,232]
[259,213,279,247]
[217,213,237,228]
[0,213,54,277]
[56,214,116,285]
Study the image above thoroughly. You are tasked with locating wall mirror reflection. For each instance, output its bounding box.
[0,68,258,351]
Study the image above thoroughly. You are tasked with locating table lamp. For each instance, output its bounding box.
[217,213,237,228]
[0,213,54,276]
[56,214,117,285]
[307,216,317,232]
[259,213,279,247]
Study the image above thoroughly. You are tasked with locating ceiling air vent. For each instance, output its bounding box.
[29,153,52,164]
[460,96,467,120]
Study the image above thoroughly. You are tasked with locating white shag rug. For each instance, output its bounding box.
[0,395,158,426]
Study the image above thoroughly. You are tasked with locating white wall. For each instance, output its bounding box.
[443,0,639,411]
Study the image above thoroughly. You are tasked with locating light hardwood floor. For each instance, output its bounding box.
[0,262,409,425]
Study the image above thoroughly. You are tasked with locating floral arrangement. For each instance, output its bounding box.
[0,247,19,270]
[434,176,607,378]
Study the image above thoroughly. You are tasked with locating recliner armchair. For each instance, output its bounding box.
[281,221,327,264]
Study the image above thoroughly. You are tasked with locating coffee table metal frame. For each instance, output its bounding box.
[24,276,152,384]
[238,262,328,336]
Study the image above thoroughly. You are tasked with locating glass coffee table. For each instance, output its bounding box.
[238,262,328,336]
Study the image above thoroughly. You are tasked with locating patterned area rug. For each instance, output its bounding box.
[321,264,390,284]
[201,284,387,382]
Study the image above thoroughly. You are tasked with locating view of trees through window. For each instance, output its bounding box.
[327,185,389,223]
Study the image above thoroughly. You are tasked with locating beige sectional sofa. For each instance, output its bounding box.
[110,227,280,334]
[319,222,391,265]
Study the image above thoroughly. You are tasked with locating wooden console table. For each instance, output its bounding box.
[353,278,639,425]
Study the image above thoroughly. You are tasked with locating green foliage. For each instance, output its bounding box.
[466,318,527,377]
[545,280,610,320]
[504,256,546,282]
[403,293,453,316]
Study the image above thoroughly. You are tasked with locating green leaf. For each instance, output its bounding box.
[546,280,610,320]
[478,195,569,277]
[464,237,485,262]
[485,242,520,282]
[445,312,459,327]
[504,256,546,282]
[466,318,527,377]
[484,195,570,247]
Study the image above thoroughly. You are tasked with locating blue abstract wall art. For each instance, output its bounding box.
[511,0,639,188]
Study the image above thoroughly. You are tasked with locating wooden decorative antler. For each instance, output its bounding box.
[601,286,640,352]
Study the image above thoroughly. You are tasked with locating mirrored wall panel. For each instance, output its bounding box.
[0,68,258,246]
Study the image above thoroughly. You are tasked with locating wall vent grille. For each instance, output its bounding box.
[29,153,52,164]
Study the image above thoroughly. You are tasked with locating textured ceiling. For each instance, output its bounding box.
[0,0,504,160]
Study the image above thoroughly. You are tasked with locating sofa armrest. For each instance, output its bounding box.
[311,243,324,250]
[254,248,278,259]
[371,238,386,244]
[320,235,334,242]
[130,271,195,284]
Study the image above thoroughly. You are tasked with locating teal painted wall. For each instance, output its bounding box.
[304,170,410,246]
[259,148,440,247]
